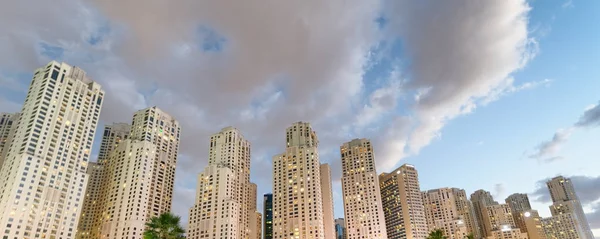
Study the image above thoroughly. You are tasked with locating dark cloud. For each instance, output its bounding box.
[575,102,600,128]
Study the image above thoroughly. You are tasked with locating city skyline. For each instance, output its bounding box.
[1,0,600,238]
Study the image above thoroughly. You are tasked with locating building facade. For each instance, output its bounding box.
[542,176,594,239]
[0,112,20,166]
[188,127,255,239]
[320,164,336,239]
[272,122,326,239]
[470,190,498,238]
[0,61,104,238]
[422,188,469,239]
[340,139,387,239]
[451,188,480,238]
[481,204,527,239]
[335,218,346,239]
[264,193,273,239]
[379,164,428,239]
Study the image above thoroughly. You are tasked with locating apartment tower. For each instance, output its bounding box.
[422,188,469,239]
[542,176,594,239]
[77,123,131,238]
[481,204,527,239]
[264,193,273,239]
[321,164,336,239]
[470,190,498,238]
[340,139,387,239]
[272,122,326,239]
[0,61,104,238]
[451,188,480,238]
[188,127,255,239]
[379,164,428,239]
[335,218,346,239]
[0,112,20,168]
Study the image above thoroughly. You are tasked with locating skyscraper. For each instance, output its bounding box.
[77,123,131,238]
[379,164,428,239]
[0,61,104,238]
[505,193,532,214]
[264,193,273,239]
[504,193,545,239]
[321,164,336,239]
[451,188,480,238]
[470,189,498,238]
[272,122,326,239]
[188,127,255,239]
[422,188,469,239]
[542,176,594,239]
[335,218,346,239]
[340,139,387,239]
[130,107,181,218]
[480,204,527,239]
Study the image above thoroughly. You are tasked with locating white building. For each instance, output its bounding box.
[272,122,327,239]
[340,139,387,239]
[77,123,131,238]
[130,107,181,218]
[0,61,104,238]
[188,127,255,239]
[422,188,469,239]
[0,112,20,168]
[379,164,428,239]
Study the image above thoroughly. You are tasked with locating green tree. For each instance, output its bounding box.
[427,229,448,239]
[464,233,474,239]
[143,212,185,239]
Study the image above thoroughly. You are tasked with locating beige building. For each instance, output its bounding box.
[480,204,527,239]
[379,164,428,239]
[188,127,256,239]
[471,190,498,238]
[0,61,104,238]
[487,228,528,239]
[451,188,480,238]
[340,139,387,239]
[130,107,181,218]
[516,210,546,239]
[542,176,594,239]
[77,123,131,238]
[321,164,336,239]
[0,113,20,163]
[272,122,327,239]
[422,188,469,239]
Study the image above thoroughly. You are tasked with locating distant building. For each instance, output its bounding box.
[542,176,594,239]
[470,190,498,238]
[340,139,387,239]
[379,164,428,239]
[263,193,273,239]
[335,218,346,239]
[422,188,469,239]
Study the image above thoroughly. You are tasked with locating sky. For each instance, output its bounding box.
[1,0,599,237]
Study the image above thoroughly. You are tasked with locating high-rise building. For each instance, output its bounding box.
[505,193,532,214]
[321,164,336,239]
[264,193,273,239]
[272,122,326,239]
[254,212,263,239]
[451,188,480,238]
[130,107,181,218]
[77,123,131,238]
[504,193,544,238]
[340,139,387,239]
[470,189,498,238]
[422,188,469,239]
[0,112,20,168]
[188,127,255,239]
[379,164,428,239]
[542,176,594,239]
[479,204,527,239]
[335,218,346,239]
[0,61,104,238]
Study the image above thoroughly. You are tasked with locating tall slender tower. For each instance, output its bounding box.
[188,127,254,239]
[77,123,131,238]
[504,193,545,239]
[422,188,469,239]
[130,107,181,218]
[0,61,104,238]
[451,188,480,238]
[272,122,326,239]
[542,176,594,239]
[340,139,387,239]
[379,164,428,239]
[264,193,274,239]
[470,189,498,238]
[320,163,336,239]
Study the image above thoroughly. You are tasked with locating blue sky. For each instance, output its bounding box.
[0,0,599,236]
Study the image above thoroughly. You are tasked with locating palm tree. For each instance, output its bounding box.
[144,212,185,239]
[427,229,448,239]
[464,233,474,239]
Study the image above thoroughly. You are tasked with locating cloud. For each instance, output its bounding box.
[493,183,506,200]
[375,0,535,170]
[531,175,600,204]
[531,101,600,162]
